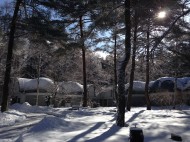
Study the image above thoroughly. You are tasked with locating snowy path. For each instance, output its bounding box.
[0,113,47,142]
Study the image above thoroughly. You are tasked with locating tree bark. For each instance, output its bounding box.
[127,5,138,111]
[116,0,131,127]
[1,0,22,112]
[36,54,41,106]
[114,31,118,104]
[79,16,87,107]
[144,22,151,110]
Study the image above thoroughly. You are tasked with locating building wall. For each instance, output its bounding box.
[97,99,114,107]
[88,84,95,99]
[53,94,82,107]
[95,89,114,106]
[14,93,52,106]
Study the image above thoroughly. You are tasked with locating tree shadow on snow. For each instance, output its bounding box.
[0,122,38,139]
[126,110,145,123]
[84,124,122,142]
[68,122,105,142]
[80,110,146,141]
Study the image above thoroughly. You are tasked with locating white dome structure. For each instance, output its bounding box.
[18,77,55,93]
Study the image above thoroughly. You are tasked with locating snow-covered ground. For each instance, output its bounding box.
[0,103,190,142]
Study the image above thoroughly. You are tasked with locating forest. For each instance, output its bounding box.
[0,0,190,127]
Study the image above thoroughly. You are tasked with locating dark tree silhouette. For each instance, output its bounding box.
[116,0,131,127]
[1,0,22,112]
[127,0,138,111]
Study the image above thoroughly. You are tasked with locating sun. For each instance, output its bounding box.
[157,11,166,19]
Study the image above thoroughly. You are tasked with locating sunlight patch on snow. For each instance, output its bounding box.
[0,110,26,127]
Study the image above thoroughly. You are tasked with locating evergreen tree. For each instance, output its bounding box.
[1,0,22,112]
[127,0,139,111]
[163,21,190,77]
[127,0,188,110]
[35,0,118,107]
[116,0,131,127]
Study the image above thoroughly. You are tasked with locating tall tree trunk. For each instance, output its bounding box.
[127,5,138,111]
[116,0,131,127]
[144,22,151,110]
[114,31,118,104]
[113,0,118,105]
[79,16,87,107]
[36,54,41,106]
[173,75,177,109]
[1,0,22,112]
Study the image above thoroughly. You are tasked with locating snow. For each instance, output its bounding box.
[149,77,190,91]
[18,78,55,92]
[94,51,109,60]
[1,103,190,142]
[125,81,145,93]
[0,110,26,127]
[123,77,190,94]
[184,80,190,90]
[17,78,83,95]
[178,77,190,90]
[57,81,83,94]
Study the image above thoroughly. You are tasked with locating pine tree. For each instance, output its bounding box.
[116,0,131,127]
[1,0,22,112]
